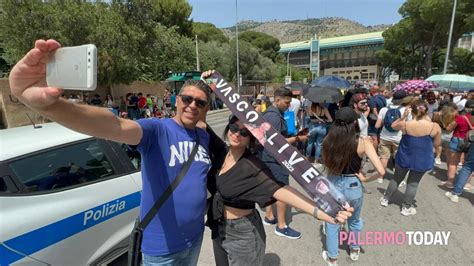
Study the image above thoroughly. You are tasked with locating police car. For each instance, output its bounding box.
[0,122,142,265]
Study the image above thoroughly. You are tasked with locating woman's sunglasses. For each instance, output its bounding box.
[179,95,208,108]
[228,123,251,137]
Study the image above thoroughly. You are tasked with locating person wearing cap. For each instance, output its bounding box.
[374,90,409,183]
[380,100,441,216]
[444,100,474,188]
[320,107,385,265]
[350,93,370,138]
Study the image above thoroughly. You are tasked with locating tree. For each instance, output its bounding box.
[434,48,474,75]
[199,41,232,80]
[239,31,281,62]
[380,0,474,78]
[229,40,277,81]
[193,22,228,43]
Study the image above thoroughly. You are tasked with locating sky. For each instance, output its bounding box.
[188,0,406,28]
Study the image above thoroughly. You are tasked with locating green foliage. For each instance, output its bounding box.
[0,0,283,86]
[381,0,474,78]
[199,41,232,80]
[193,22,228,43]
[434,48,474,75]
[230,40,277,82]
[239,31,281,62]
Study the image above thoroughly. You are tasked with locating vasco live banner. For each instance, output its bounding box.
[204,72,350,218]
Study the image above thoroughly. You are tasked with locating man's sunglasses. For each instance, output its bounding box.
[179,95,208,108]
[228,123,251,137]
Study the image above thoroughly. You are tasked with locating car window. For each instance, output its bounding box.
[122,144,141,171]
[8,140,115,192]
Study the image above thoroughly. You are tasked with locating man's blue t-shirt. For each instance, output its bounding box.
[137,118,210,256]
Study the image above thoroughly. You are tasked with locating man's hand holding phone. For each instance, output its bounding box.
[9,39,63,110]
[294,127,309,143]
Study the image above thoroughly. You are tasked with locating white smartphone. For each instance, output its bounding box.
[47,44,97,90]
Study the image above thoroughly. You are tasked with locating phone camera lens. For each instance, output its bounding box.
[88,59,91,62]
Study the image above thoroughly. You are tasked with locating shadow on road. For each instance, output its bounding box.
[263,253,281,265]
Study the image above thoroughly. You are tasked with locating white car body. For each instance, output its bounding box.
[0,123,142,265]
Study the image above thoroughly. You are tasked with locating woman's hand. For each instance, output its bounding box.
[315,207,354,224]
[402,107,412,119]
[200,69,215,79]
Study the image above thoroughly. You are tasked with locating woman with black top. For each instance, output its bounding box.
[320,107,385,265]
[208,115,353,266]
[306,102,333,162]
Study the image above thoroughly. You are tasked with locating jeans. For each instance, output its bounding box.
[306,123,327,159]
[212,210,266,266]
[384,164,425,207]
[143,233,203,266]
[325,175,364,259]
[453,145,474,195]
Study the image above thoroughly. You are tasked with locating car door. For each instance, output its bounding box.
[0,139,141,265]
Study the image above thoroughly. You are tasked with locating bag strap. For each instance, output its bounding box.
[462,115,473,130]
[139,130,200,229]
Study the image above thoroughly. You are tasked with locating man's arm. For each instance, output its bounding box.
[9,39,142,145]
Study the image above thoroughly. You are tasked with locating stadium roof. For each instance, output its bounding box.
[279,31,384,53]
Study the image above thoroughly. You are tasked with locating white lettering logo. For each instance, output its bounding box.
[83,200,126,226]
[169,141,210,167]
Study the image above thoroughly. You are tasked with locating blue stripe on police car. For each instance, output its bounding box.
[0,192,141,265]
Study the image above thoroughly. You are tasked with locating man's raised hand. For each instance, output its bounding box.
[9,39,63,110]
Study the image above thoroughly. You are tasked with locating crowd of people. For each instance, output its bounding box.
[9,40,472,266]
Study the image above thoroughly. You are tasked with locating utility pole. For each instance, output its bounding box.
[235,0,240,93]
[195,35,200,71]
[443,0,458,74]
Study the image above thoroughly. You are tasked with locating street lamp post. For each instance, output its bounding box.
[235,0,240,93]
[443,0,458,74]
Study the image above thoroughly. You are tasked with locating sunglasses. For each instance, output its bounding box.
[228,123,251,137]
[179,95,208,108]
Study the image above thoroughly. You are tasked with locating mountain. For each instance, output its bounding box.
[222,17,390,43]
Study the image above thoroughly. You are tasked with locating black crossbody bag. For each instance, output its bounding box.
[128,131,200,266]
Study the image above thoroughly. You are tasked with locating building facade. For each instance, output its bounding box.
[280,31,385,81]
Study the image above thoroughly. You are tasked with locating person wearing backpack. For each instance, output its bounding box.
[375,90,408,183]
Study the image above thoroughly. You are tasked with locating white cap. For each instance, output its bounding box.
[457,99,467,111]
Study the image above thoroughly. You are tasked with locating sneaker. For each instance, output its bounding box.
[380,197,389,207]
[400,206,417,216]
[275,225,302,239]
[377,177,383,184]
[350,248,360,261]
[262,216,277,225]
[322,251,338,266]
[464,184,474,191]
[399,181,406,188]
[435,157,442,165]
[440,181,454,189]
[445,191,459,203]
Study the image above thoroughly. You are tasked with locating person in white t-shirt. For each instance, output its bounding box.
[289,95,301,128]
[375,90,408,183]
[351,93,369,138]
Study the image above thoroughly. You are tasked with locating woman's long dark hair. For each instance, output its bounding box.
[322,120,359,176]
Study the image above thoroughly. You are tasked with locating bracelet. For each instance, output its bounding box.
[312,207,320,220]
[295,135,300,142]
